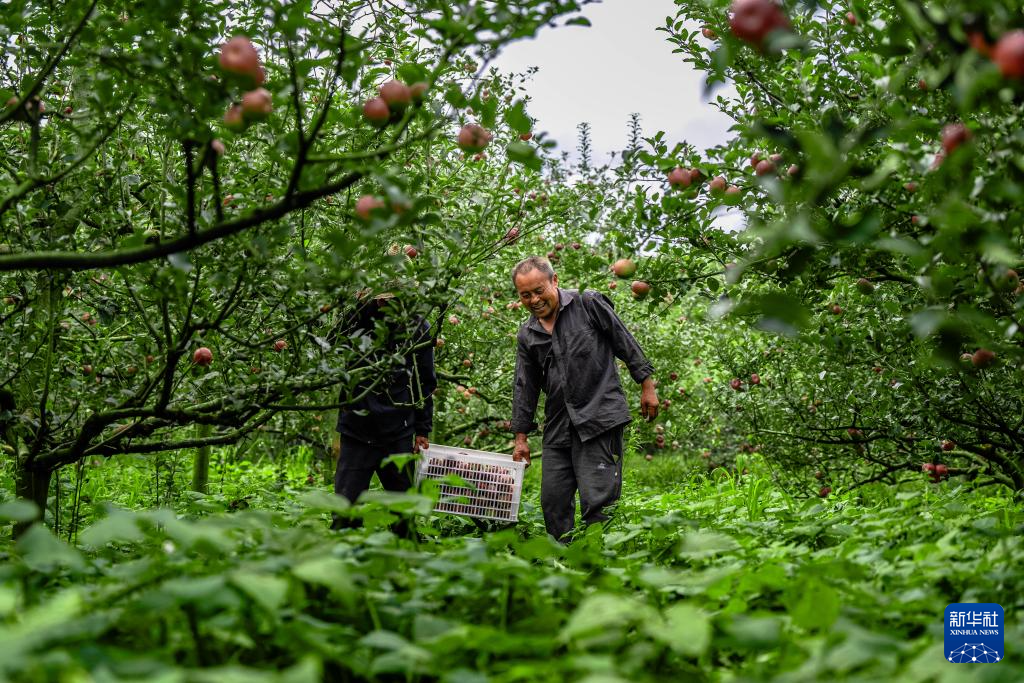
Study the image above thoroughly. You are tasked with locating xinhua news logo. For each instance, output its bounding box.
[944,603,1004,664]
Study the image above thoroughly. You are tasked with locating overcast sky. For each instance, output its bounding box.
[490,0,736,167]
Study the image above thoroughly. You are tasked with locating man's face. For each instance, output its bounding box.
[514,268,559,321]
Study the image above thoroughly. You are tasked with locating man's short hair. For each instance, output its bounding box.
[511,256,555,286]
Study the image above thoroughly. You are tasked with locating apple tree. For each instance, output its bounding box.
[0,0,586,531]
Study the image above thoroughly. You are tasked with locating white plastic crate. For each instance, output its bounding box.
[415,444,526,522]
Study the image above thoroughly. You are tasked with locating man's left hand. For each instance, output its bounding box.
[640,378,659,421]
[414,435,430,453]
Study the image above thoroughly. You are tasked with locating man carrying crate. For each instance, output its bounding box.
[331,290,436,531]
[510,256,660,542]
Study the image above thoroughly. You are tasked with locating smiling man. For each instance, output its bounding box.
[510,256,659,542]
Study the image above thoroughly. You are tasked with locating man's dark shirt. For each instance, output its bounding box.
[335,303,436,445]
[511,288,654,447]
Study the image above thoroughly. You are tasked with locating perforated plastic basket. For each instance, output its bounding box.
[415,444,526,522]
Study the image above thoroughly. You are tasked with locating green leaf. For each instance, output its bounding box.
[650,602,711,656]
[506,141,542,171]
[79,510,145,547]
[231,572,291,615]
[15,525,86,573]
[292,557,355,599]
[502,100,532,134]
[677,530,740,559]
[789,578,841,630]
[560,593,653,648]
[0,499,39,523]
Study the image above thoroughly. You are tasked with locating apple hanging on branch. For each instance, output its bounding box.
[219,35,266,87]
[193,347,213,366]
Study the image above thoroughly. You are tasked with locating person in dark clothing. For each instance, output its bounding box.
[331,292,436,530]
[510,256,659,542]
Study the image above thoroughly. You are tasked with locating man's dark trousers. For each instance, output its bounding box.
[541,424,625,542]
[332,436,415,531]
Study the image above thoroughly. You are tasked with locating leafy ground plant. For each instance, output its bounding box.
[1,452,1021,681]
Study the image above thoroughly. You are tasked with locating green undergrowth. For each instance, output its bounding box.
[0,452,1022,682]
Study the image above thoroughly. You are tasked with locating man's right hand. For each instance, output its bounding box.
[513,433,531,468]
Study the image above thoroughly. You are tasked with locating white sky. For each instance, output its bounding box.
[490,0,736,167]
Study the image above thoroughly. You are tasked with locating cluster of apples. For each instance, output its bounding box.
[219,36,273,135]
[669,167,742,201]
[361,79,428,127]
[609,258,652,300]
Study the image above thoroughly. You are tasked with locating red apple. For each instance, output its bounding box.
[631,280,651,299]
[193,347,213,366]
[755,159,776,175]
[922,462,935,472]
[709,176,727,193]
[448,315,459,325]
[993,30,1024,78]
[856,277,875,294]
[145,354,155,364]
[730,378,742,391]
[241,88,273,121]
[363,97,390,126]
[608,281,617,290]
[729,0,790,48]
[903,181,918,193]
[941,122,971,155]
[210,139,226,156]
[750,373,760,385]
[379,80,411,110]
[702,27,717,39]
[64,105,73,115]
[667,167,691,188]
[941,440,955,451]
[831,304,843,315]
[819,486,831,498]
[815,470,824,480]
[219,36,264,85]
[847,427,862,438]
[355,195,385,221]
[82,364,93,376]
[669,371,679,381]
[787,164,800,176]
[273,339,288,352]
[223,104,247,132]
[409,81,429,102]
[971,348,996,368]
[457,123,492,153]
[519,131,533,141]
[845,11,857,25]
[612,258,637,278]
[935,463,949,477]
[968,31,992,57]
[404,245,418,259]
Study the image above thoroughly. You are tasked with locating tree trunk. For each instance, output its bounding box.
[192,423,212,494]
[13,461,51,538]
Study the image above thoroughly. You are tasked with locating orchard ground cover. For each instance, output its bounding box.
[3,0,1024,680]
[2,449,1023,681]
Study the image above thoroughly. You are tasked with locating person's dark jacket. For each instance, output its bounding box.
[335,302,436,445]
[511,288,654,446]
